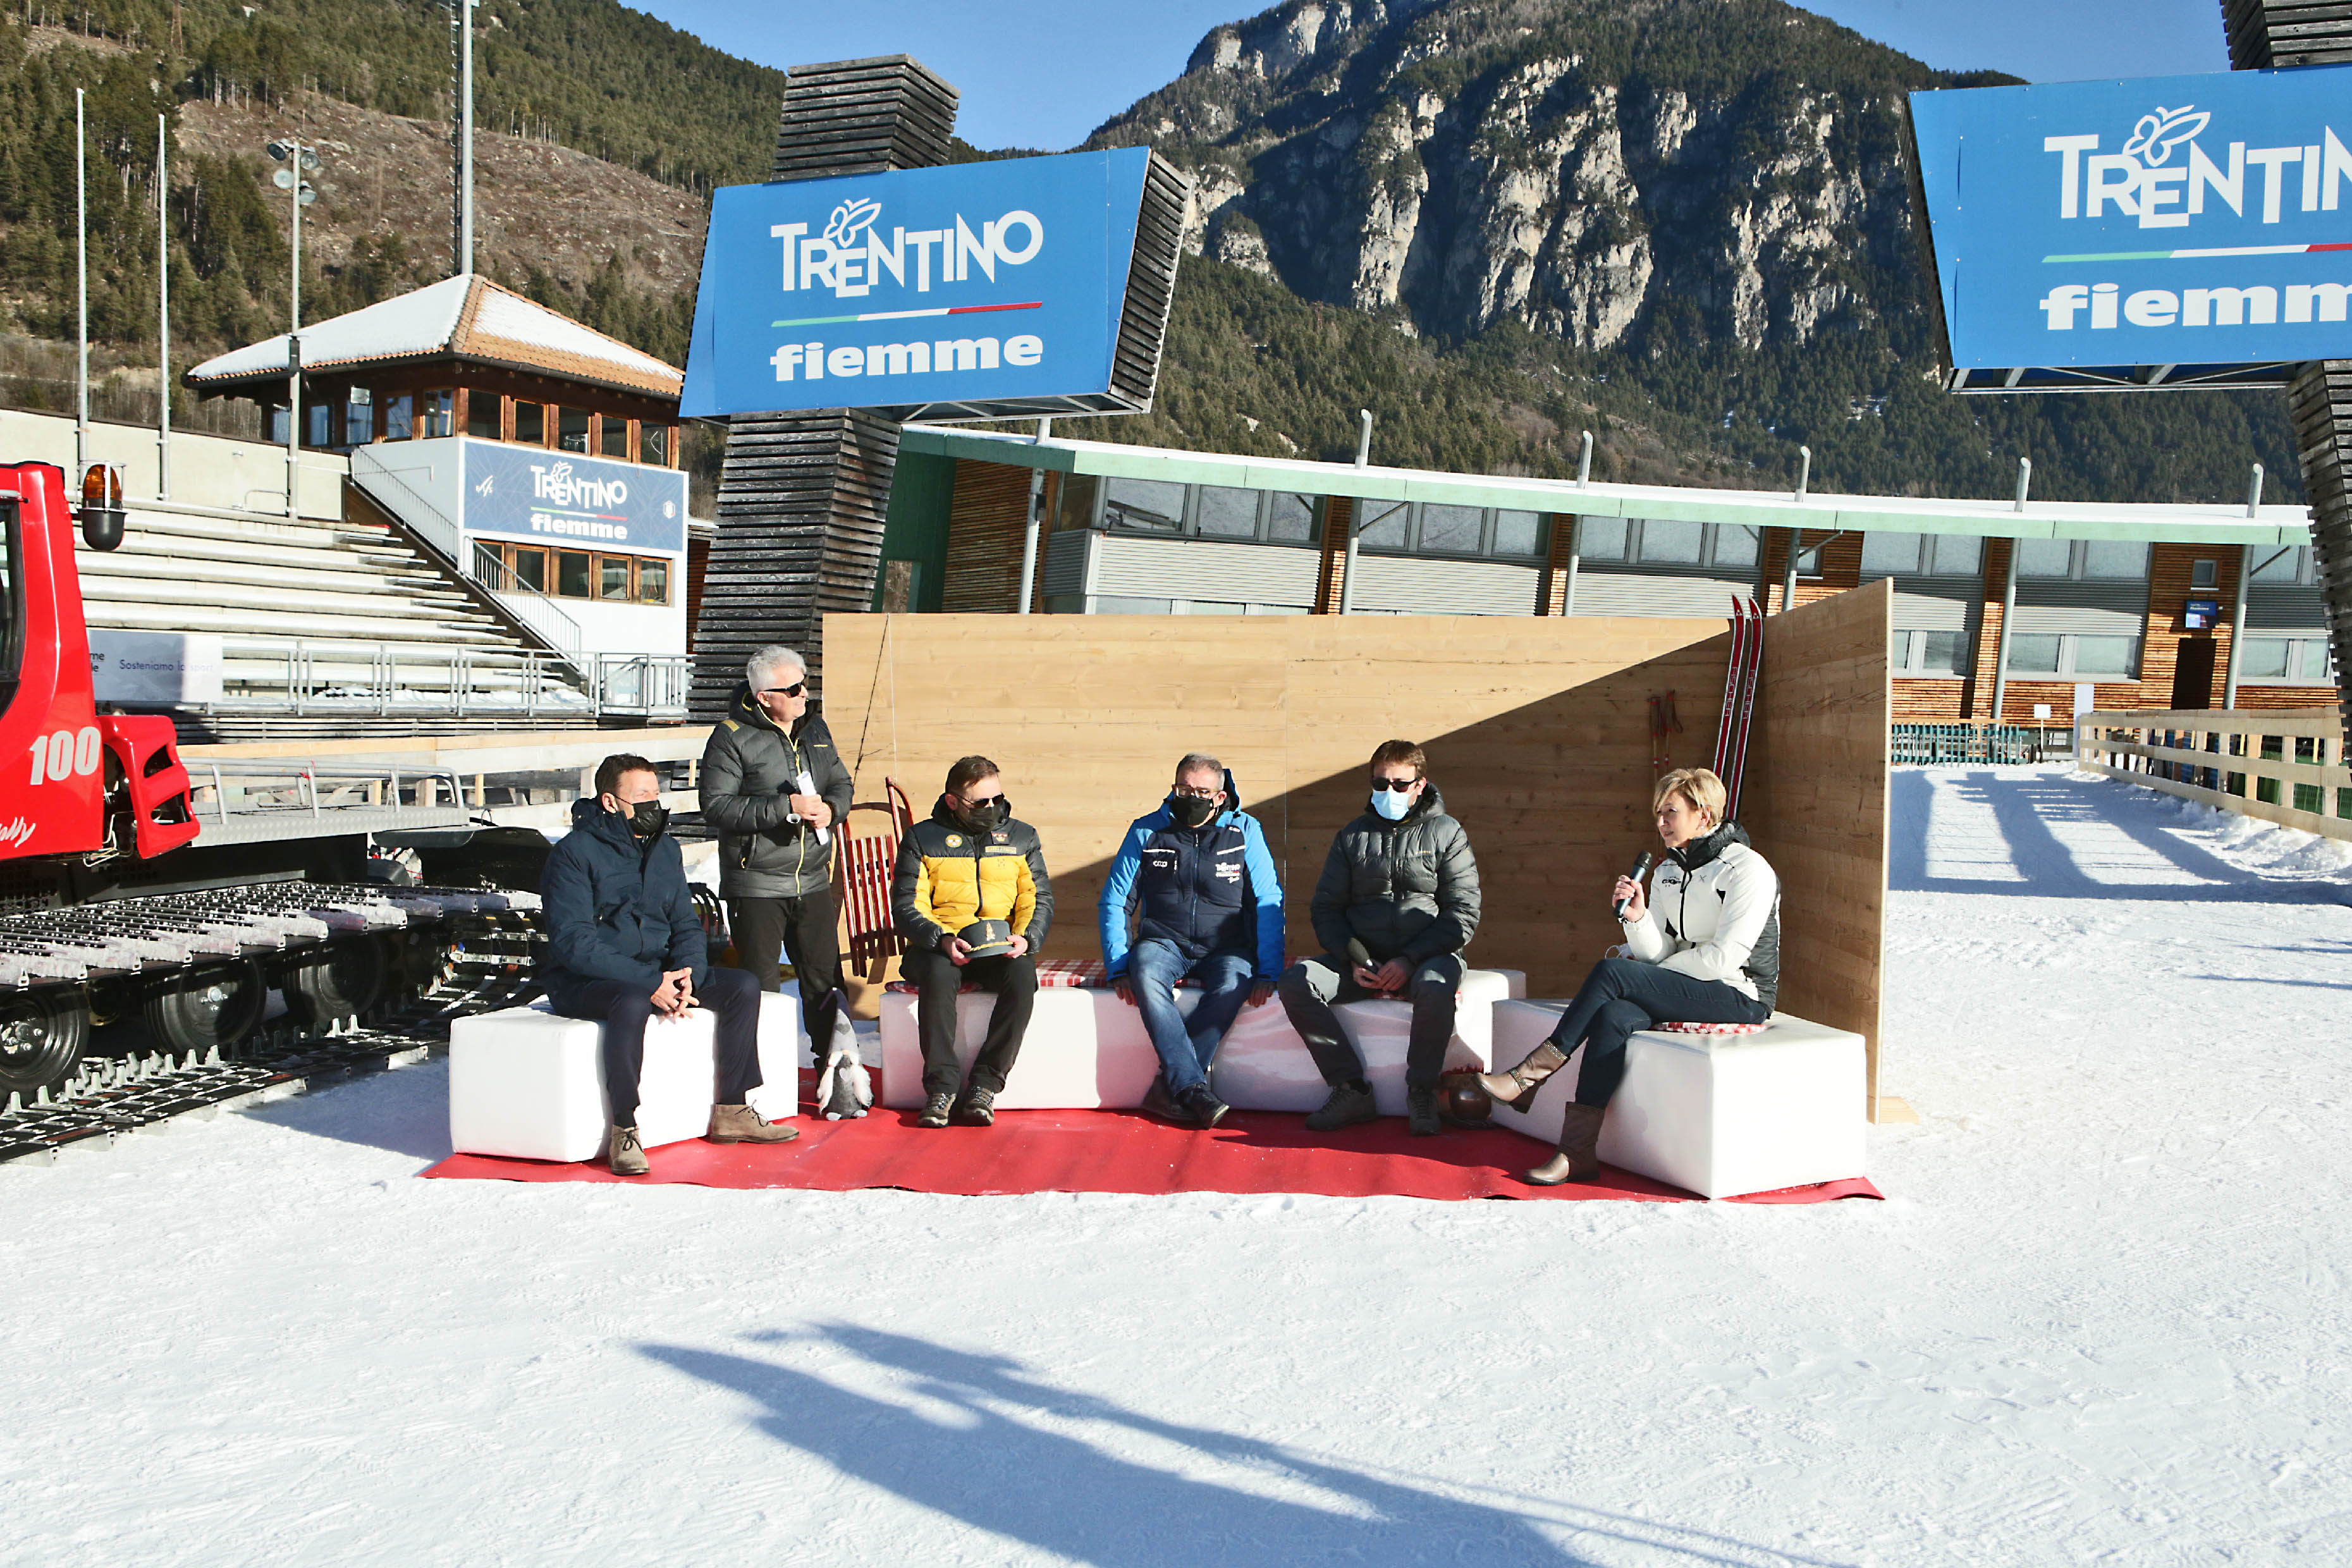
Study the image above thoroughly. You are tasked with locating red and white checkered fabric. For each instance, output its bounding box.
[1653,1020,1770,1035]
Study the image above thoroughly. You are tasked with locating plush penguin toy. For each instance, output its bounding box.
[811,989,874,1120]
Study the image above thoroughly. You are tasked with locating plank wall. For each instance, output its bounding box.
[823,596,1894,1116]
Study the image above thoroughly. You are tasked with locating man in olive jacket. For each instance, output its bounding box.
[1278,738,1482,1138]
[697,645,855,1059]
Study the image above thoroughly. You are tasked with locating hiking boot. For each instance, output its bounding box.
[608,1124,649,1177]
[1477,1041,1568,1115]
[1140,1077,1187,1124]
[917,1092,955,1128]
[1176,1082,1230,1130]
[1303,1081,1379,1133]
[1406,1085,1442,1137]
[707,1103,800,1144]
[950,1086,996,1127]
[1524,1103,1607,1186]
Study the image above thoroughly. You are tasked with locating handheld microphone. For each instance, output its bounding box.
[1614,851,1656,919]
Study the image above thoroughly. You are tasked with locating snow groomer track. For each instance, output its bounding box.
[0,884,542,1165]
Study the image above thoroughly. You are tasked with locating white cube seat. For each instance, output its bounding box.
[876,967,1524,1115]
[449,991,800,1161]
[1488,996,1866,1198]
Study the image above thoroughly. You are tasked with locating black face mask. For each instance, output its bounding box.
[628,800,670,838]
[958,797,1009,831]
[1168,793,1219,829]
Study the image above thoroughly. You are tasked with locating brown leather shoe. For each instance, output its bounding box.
[707,1103,800,1144]
[1523,1103,1607,1186]
[608,1124,650,1176]
[1477,1041,1568,1113]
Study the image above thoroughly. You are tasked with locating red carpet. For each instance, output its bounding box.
[423,1077,1880,1204]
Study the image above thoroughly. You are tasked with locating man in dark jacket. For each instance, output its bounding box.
[697,646,855,1060]
[1278,739,1482,1138]
[542,753,799,1175]
[1098,752,1284,1129]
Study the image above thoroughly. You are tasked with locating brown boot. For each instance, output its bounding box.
[1476,1041,1567,1114]
[1523,1103,1606,1186]
[707,1103,800,1144]
[608,1125,650,1177]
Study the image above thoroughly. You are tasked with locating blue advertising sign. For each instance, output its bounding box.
[1910,65,2352,374]
[461,440,687,555]
[680,148,1154,418]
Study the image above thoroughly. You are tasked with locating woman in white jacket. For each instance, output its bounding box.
[1477,767,1780,1185]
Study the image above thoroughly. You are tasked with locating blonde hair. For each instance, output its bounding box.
[1651,768,1727,826]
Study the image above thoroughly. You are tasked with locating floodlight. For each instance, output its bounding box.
[265,139,290,161]
[273,168,295,189]
[297,185,317,207]
[298,149,320,172]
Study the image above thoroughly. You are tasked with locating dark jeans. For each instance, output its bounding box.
[1545,958,1771,1108]
[548,965,763,1128]
[1127,938,1257,1095]
[899,943,1038,1099]
[729,890,842,1062]
[1277,951,1463,1092]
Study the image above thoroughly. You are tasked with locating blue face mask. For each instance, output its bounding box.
[1371,787,1412,821]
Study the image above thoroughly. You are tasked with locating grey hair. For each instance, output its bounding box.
[1174,752,1223,782]
[745,645,806,689]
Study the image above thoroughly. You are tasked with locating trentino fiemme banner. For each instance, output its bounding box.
[1909,64,2352,371]
[680,148,1155,418]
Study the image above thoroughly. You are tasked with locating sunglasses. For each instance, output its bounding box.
[763,682,806,698]
[1371,777,1420,792]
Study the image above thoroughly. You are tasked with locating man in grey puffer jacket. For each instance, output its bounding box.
[698,645,855,1058]
[1279,738,1482,1137]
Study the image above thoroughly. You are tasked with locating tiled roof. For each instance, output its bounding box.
[184,274,683,402]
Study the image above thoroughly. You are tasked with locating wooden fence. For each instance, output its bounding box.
[2076,708,2352,842]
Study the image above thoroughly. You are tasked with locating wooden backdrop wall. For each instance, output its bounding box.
[823,586,1893,1117]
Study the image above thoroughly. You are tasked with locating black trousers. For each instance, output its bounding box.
[1277,951,1464,1091]
[729,890,842,1062]
[1545,958,1771,1108]
[898,944,1037,1099]
[549,965,763,1127]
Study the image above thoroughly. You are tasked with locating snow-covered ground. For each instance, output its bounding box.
[4,766,2348,1566]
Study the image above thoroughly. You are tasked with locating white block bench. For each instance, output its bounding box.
[1487,997,1866,1199]
[877,968,1524,1114]
[448,990,802,1162]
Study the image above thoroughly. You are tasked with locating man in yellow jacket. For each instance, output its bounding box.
[890,754,1053,1128]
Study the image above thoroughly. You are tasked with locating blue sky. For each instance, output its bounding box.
[629,1,2233,151]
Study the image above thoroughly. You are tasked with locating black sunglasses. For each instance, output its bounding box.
[1371,777,1419,792]
[763,682,806,698]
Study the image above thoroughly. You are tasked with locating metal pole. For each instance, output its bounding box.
[2246,460,2265,519]
[286,140,302,518]
[1991,538,2021,723]
[1794,444,1811,503]
[1338,410,1373,616]
[1576,429,1592,487]
[2223,536,2254,709]
[458,0,475,274]
[156,113,171,500]
[1015,415,1049,614]
[2014,456,2032,511]
[75,89,88,477]
[1779,528,1800,613]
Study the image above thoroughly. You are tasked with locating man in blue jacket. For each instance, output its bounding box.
[540,754,799,1175]
[1098,752,1285,1129]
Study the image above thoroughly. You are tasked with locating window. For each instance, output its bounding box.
[2191,558,2219,591]
[1930,535,1983,577]
[1637,519,1705,564]
[1195,486,1260,539]
[2251,546,2310,583]
[2004,632,2139,678]
[509,546,546,592]
[557,551,592,597]
[305,402,331,448]
[2071,635,2138,675]
[1492,510,1545,558]
[1052,472,1099,531]
[345,389,374,445]
[1795,541,1825,577]
[381,393,413,441]
[1266,493,1320,544]
[2081,541,2150,579]
[1892,630,1971,675]
[637,559,670,605]
[2239,636,2332,682]
[1712,525,1760,570]
[558,407,589,453]
[1577,517,1629,560]
[1355,500,1409,549]
[522,547,672,604]
[601,417,630,459]
[599,556,632,601]
[1863,532,1923,576]
[467,394,500,439]
[2007,634,2062,673]
[641,422,668,465]
[1103,477,1185,533]
[513,401,544,446]
[420,390,454,439]
[1418,504,1485,554]
[2016,539,2073,577]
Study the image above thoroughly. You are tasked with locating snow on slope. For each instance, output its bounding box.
[1,768,2347,1566]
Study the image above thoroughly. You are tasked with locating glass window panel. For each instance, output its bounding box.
[1711,524,1758,569]
[343,393,373,445]
[599,557,632,601]
[1638,519,1704,563]
[420,390,453,439]
[1103,477,1186,533]
[2190,558,2219,590]
[2071,635,2137,676]
[1796,543,1824,577]
[556,551,592,598]
[1356,500,1410,549]
[511,548,546,592]
[1418,504,1485,554]
[2016,539,2073,577]
[641,423,668,465]
[1576,517,1627,560]
[558,407,590,453]
[1266,493,1320,544]
[637,559,668,604]
[512,401,544,444]
[2238,637,2290,678]
[2297,639,2334,681]
[1920,630,1969,675]
[2250,546,2303,582]
[1930,534,1983,577]
[2007,634,2061,673]
[1094,596,1173,614]
[1491,510,1543,557]
[383,395,414,441]
[1861,532,1922,576]
[1890,630,1912,668]
[601,418,629,458]
[1053,473,1099,531]
[2081,541,2149,579]
[1196,486,1261,539]
[467,395,499,439]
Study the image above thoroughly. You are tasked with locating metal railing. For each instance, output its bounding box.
[2075,707,2352,842]
[1890,723,2043,766]
[469,541,587,668]
[184,759,476,843]
[194,636,690,720]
